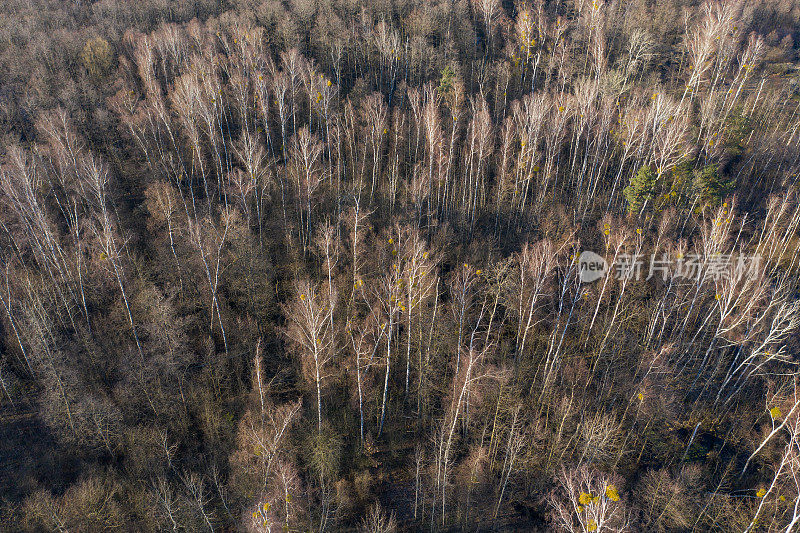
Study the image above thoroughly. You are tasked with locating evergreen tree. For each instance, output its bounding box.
[693,164,734,206]
[438,65,456,96]
[624,165,657,215]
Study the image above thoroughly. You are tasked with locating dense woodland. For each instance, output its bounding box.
[1,0,800,530]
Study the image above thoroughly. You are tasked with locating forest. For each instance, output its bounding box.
[0,0,800,530]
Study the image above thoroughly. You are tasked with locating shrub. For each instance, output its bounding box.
[80,37,114,79]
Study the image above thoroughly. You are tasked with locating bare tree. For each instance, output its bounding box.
[283,280,335,432]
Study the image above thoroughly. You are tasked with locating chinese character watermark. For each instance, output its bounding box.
[578,252,761,284]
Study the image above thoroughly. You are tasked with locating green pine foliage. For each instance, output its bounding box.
[624,164,657,215]
[693,163,735,206]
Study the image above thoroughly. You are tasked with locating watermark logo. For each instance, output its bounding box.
[578,251,608,283]
[576,251,762,283]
